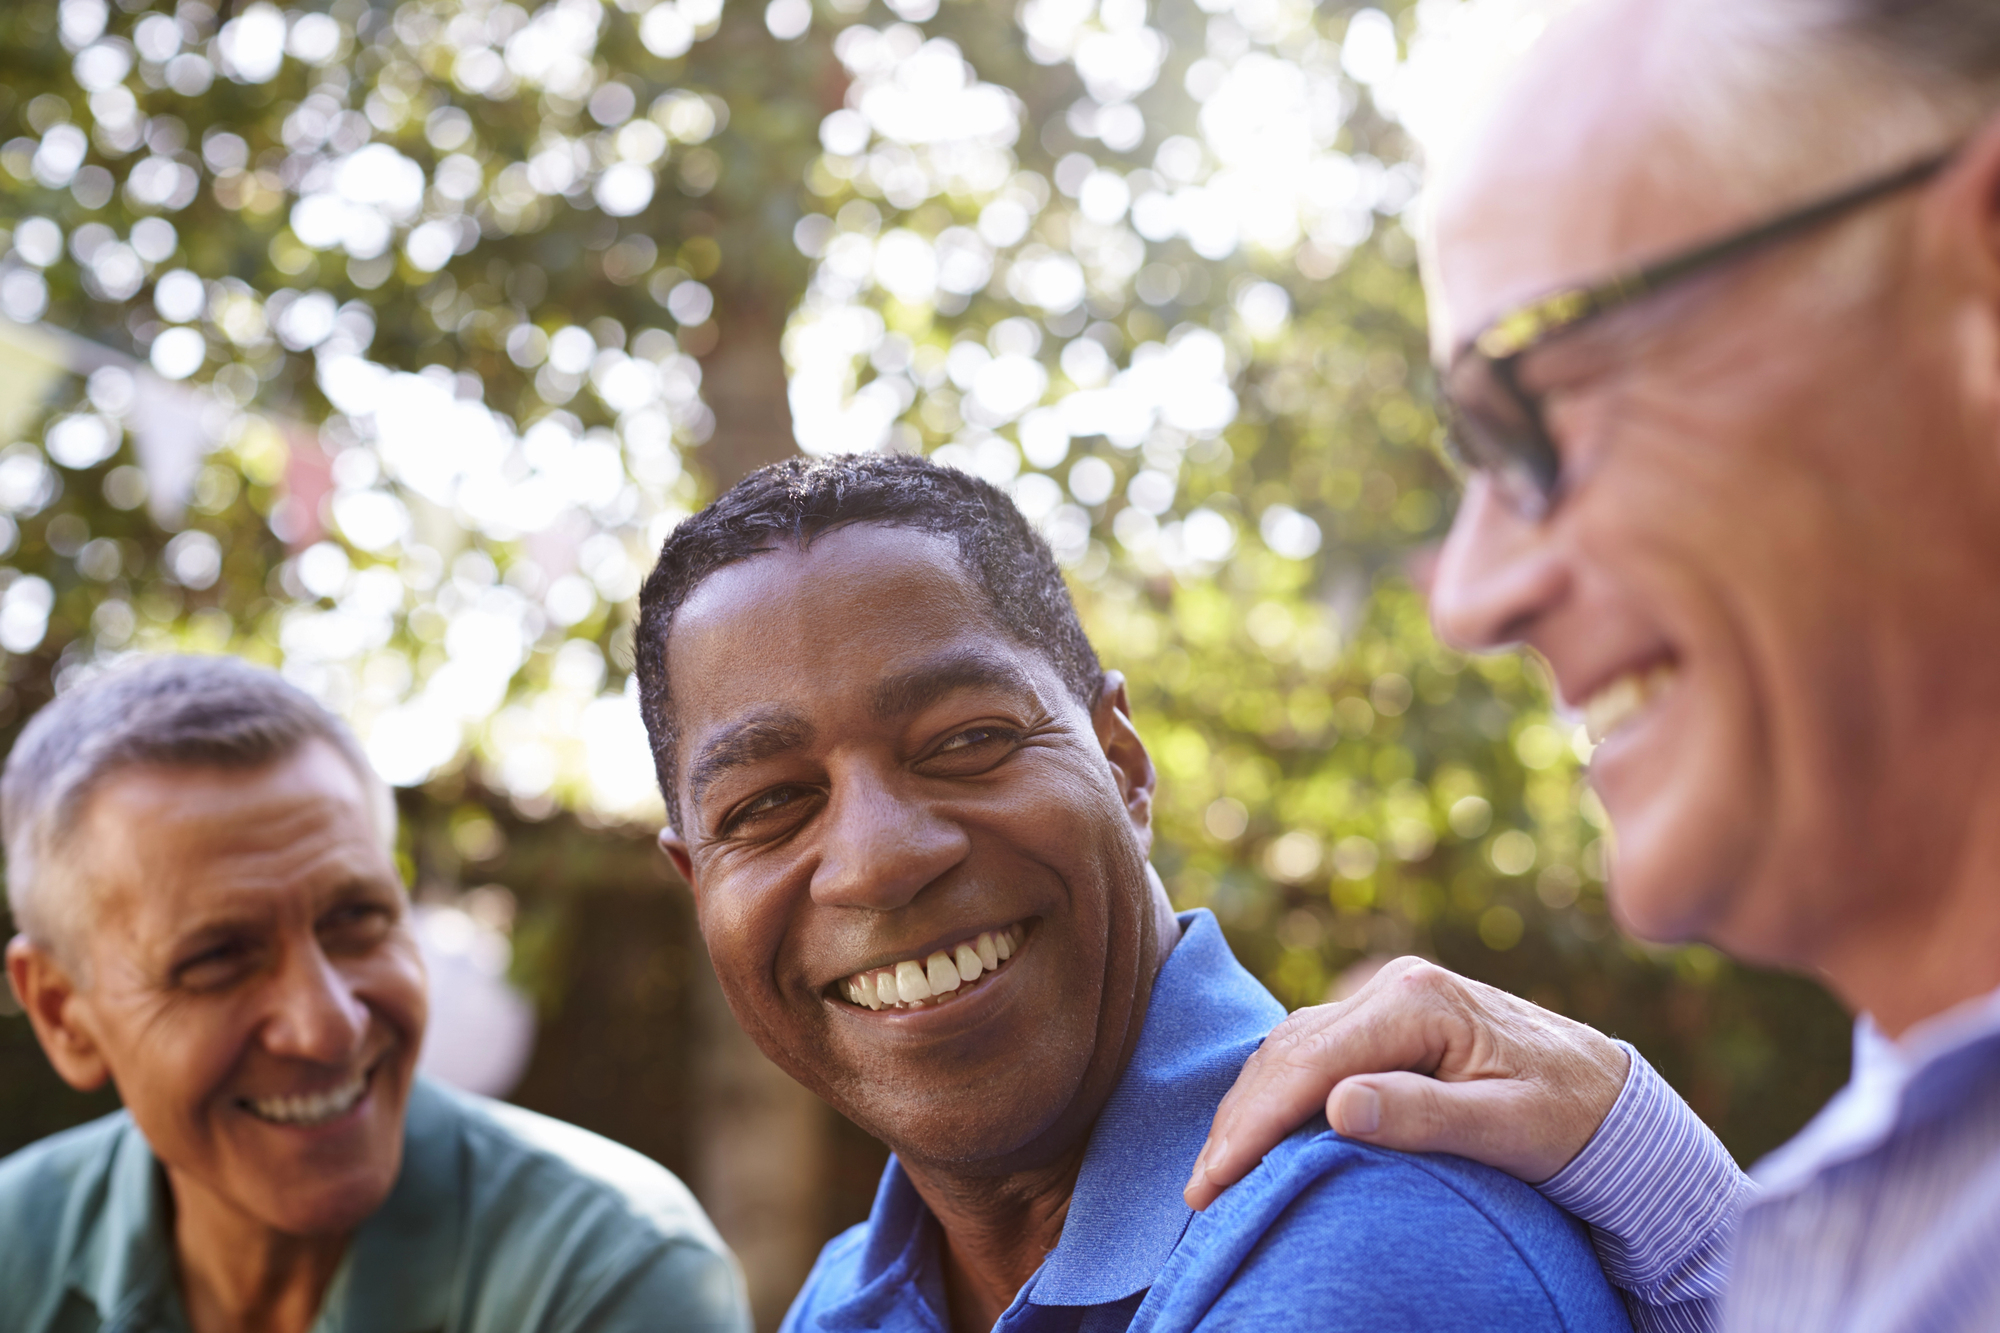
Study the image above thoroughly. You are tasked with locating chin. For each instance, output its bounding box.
[842,1080,1070,1169]
[1594,714,1770,949]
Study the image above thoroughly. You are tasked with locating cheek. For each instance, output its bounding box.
[695,866,802,1018]
[362,940,431,1046]
[100,999,260,1140]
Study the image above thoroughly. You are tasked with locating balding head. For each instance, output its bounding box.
[1426,0,1999,357]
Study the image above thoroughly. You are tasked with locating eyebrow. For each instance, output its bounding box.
[871,648,1037,721]
[686,710,815,812]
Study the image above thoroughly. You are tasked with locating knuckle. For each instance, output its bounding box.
[1394,958,1453,1002]
[1269,1014,1350,1076]
[1258,1016,1310,1061]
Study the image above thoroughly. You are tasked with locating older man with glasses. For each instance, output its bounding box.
[1180,1,2000,1331]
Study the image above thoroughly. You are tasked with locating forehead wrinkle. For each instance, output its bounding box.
[687,710,815,809]
[871,647,1039,722]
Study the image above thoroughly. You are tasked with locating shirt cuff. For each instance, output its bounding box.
[1538,1043,1750,1304]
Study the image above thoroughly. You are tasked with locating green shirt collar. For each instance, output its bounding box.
[65,1116,181,1332]
[64,1081,465,1333]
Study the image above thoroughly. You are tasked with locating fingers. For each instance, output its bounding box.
[1185,960,1454,1209]
[1327,1073,1569,1182]
[1185,958,1633,1208]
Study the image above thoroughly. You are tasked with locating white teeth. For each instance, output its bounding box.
[895,959,932,1004]
[244,1072,367,1126]
[1583,664,1678,745]
[841,925,1027,1011]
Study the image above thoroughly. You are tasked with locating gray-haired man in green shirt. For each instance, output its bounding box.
[0,655,749,1333]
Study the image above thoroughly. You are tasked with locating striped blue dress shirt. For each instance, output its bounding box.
[1536,986,2000,1332]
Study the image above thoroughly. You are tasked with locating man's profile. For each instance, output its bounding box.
[1182,2,2000,1331]
[636,453,1630,1332]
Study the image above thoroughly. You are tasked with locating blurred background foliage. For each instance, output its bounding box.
[0,0,1847,1323]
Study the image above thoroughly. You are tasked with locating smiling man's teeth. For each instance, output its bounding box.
[842,926,1027,1011]
[1584,663,1679,744]
[242,1072,367,1126]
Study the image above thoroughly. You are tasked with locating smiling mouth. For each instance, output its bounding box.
[1583,662,1679,745]
[836,923,1028,1012]
[238,1063,375,1127]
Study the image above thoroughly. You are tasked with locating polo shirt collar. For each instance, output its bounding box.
[62,1080,465,1333]
[317,1078,465,1333]
[66,1115,180,1331]
[817,908,1283,1326]
[1029,909,1281,1306]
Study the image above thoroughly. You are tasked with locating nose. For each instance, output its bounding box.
[1429,475,1571,652]
[810,764,969,912]
[261,940,371,1066]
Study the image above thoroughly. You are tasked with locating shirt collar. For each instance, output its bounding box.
[1029,908,1282,1306]
[320,1078,465,1333]
[65,1114,180,1330]
[1754,982,2000,1197]
[820,908,1284,1325]
[63,1080,464,1333]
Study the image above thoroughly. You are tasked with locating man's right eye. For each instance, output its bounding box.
[173,941,255,990]
[718,785,815,837]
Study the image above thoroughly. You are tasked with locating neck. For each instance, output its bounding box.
[1819,763,2000,1040]
[901,884,1182,1332]
[168,1170,351,1333]
[905,1149,1089,1333]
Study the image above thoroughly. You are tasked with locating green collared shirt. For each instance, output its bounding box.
[0,1078,750,1333]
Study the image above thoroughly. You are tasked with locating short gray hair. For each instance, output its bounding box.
[1553,0,2000,325]
[1691,1,2000,199]
[2,655,396,969]
[1845,0,2000,87]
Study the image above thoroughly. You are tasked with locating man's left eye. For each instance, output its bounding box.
[321,904,393,947]
[928,726,1021,763]
[937,728,1004,752]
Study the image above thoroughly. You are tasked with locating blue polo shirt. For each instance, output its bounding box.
[782,911,1630,1333]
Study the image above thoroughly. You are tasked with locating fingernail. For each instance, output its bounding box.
[1336,1084,1381,1135]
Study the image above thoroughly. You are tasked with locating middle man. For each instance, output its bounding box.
[636,454,1628,1333]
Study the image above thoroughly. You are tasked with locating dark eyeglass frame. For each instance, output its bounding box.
[1439,145,1963,520]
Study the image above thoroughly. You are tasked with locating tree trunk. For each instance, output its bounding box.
[691,949,830,1333]
[689,286,826,1333]
[697,295,798,489]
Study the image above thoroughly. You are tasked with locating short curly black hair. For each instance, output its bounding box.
[635,453,1104,832]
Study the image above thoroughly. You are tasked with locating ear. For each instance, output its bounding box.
[1091,671,1156,850]
[1932,113,2000,343]
[5,936,111,1092]
[657,826,696,891]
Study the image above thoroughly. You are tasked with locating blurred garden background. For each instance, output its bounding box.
[0,0,1849,1326]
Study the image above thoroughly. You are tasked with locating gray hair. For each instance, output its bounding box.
[1686,1,2000,200]
[1845,1,2000,86]
[1528,0,2000,326]
[2,655,396,971]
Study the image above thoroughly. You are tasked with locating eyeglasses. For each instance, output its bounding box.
[1439,145,1961,520]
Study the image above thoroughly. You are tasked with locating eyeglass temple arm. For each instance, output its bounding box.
[1468,146,1961,361]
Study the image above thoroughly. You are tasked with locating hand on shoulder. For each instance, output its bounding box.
[1184,957,1630,1208]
